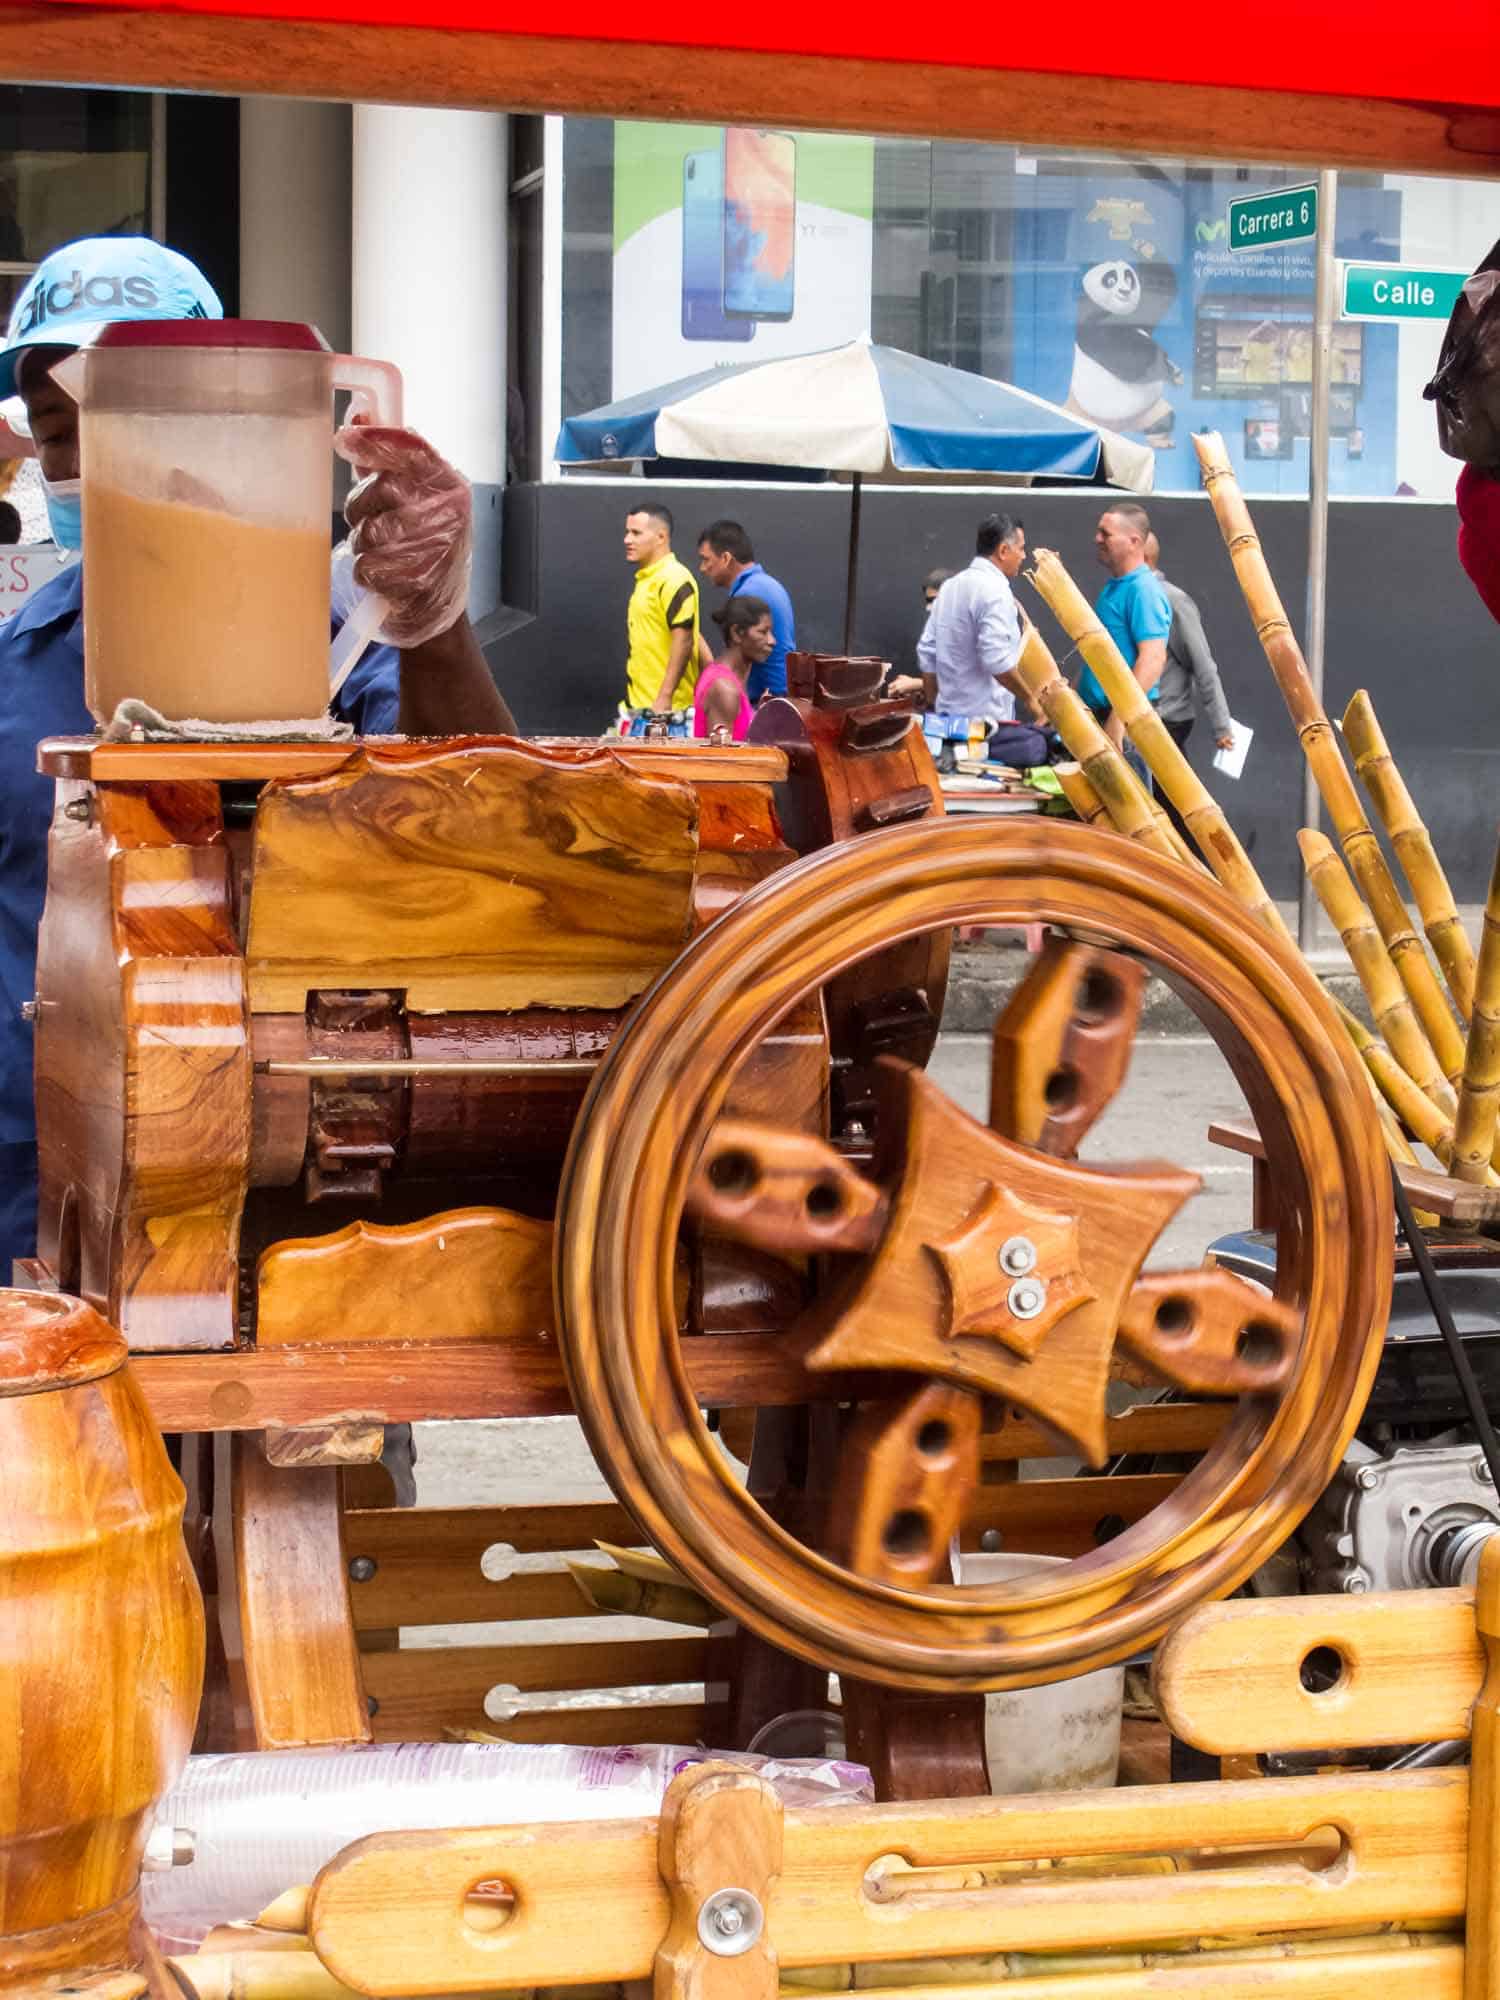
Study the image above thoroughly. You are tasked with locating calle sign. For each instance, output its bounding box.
[1340,263,1468,322]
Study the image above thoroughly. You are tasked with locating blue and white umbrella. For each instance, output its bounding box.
[555,338,1153,646]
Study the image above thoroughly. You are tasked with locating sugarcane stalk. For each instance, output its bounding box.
[1298,830,1456,1119]
[1452,835,1500,1184]
[1028,547,1284,933]
[254,1886,312,1936]
[1343,689,1476,1022]
[169,1951,363,2000]
[1014,625,1182,863]
[1192,430,1466,1084]
[594,1539,690,1587]
[1337,1004,1460,1165]
[1053,761,1109,827]
[565,1559,715,1627]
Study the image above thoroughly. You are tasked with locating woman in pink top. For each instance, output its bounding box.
[693,595,772,740]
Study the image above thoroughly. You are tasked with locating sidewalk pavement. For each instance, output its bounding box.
[941,899,1485,1036]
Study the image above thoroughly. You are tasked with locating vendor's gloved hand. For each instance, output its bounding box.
[334,423,472,648]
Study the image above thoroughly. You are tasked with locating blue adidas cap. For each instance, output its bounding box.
[0,236,223,400]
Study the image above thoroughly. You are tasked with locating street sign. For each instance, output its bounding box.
[1340,263,1468,321]
[1228,184,1317,252]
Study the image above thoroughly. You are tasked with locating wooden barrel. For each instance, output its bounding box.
[0,1289,204,1992]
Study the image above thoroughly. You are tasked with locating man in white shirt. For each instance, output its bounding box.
[917,514,1047,768]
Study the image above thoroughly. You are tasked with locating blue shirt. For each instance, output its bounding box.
[729,562,795,701]
[1080,565,1173,717]
[0,560,400,1274]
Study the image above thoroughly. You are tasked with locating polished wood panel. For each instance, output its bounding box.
[1209,1116,1500,1227]
[3,15,1498,178]
[256,1206,553,1347]
[0,1292,202,1991]
[212,1435,371,1749]
[655,1767,781,2000]
[362,1638,712,1741]
[246,740,699,1013]
[34,780,250,1351]
[307,1770,1466,1997]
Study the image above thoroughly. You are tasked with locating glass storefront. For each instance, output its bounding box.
[560,120,1496,500]
[0,88,155,325]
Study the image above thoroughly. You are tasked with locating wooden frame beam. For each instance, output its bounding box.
[3,8,1500,178]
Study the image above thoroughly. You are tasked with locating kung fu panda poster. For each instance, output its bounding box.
[1005,165,1403,497]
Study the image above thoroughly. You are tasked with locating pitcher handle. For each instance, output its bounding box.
[331,355,404,430]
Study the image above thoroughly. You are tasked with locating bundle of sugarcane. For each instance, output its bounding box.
[1343,690,1476,1021]
[566,1542,715,1626]
[1027,546,1280,938]
[1012,624,1187,863]
[1191,430,1467,1088]
[1451,835,1500,1184]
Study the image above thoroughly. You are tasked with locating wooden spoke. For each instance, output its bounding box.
[1118,1271,1303,1398]
[990,937,1146,1153]
[556,817,1392,1691]
[685,1118,886,1256]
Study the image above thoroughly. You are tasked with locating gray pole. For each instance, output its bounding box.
[1298,169,1339,952]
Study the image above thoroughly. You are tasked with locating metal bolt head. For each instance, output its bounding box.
[348,1555,377,1583]
[698,1888,763,1957]
[1477,1461,1495,1485]
[1346,1575,1369,1593]
[997,1235,1037,1278]
[62,796,92,823]
[1355,1465,1382,1491]
[1007,1277,1047,1321]
[19,1000,37,1022]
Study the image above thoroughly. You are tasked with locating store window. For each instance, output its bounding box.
[559,121,1495,500]
[0,87,155,326]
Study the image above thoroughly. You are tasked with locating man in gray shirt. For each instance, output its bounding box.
[917,514,1047,767]
[1145,533,1235,852]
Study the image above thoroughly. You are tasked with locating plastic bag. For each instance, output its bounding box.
[143,1740,873,1949]
[1423,239,1500,466]
[334,422,472,647]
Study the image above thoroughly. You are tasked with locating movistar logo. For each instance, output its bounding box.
[1196,220,1227,244]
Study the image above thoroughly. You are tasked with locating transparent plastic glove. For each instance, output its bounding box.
[334,423,472,649]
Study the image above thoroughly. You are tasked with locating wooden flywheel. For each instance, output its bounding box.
[555,817,1393,1691]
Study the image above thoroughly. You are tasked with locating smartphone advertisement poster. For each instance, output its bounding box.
[612,122,874,402]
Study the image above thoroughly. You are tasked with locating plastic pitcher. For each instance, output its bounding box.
[51,320,401,725]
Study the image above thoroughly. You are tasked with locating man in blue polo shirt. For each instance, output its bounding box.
[0,235,514,1279]
[1079,502,1172,747]
[696,518,795,701]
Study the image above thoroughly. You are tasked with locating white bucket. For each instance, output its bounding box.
[959,1551,1125,1794]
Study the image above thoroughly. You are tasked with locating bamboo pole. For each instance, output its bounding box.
[1013,625,1183,864]
[1343,688,1476,1023]
[1053,761,1110,828]
[1192,430,1467,1085]
[1452,836,1500,1184]
[1298,830,1456,1119]
[1337,1005,1460,1167]
[1027,547,1281,936]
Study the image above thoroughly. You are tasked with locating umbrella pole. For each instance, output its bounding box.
[843,472,862,655]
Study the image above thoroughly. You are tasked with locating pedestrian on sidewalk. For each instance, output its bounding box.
[1144,532,1235,855]
[621,499,700,733]
[1083,503,1172,747]
[695,518,795,700]
[917,514,1047,768]
[693,595,772,741]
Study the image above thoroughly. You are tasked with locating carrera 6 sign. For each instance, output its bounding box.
[1228,184,1317,252]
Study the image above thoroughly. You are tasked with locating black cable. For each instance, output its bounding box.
[1389,1160,1500,1492]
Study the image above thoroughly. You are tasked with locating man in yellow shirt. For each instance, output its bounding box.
[622,500,700,729]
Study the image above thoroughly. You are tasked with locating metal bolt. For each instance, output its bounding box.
[698,1888,764,1957]
[1008,1277,1047,1321]
[1478,1461,1496,1485]
[19,1000,37,1022]
[62,796,92,823]
[348,1555,378,1583]
[1355,1465,1382,1491]
[1346,1575,1369,1593]
[997,1235,1037,1278]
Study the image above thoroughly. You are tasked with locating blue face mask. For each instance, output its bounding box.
[42,476,82,551]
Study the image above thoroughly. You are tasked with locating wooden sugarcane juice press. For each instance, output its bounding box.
[4,279,1465,2000]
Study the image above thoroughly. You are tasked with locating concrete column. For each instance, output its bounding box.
[239,99,352,350]
[352,106,507,619]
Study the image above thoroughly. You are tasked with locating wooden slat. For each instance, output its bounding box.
[846,1945,1463,2000]
[1208,1117,1500,1227]
[371,1701,707,1748]
[350,1565,596,1633]
[347,1499,641,1559]
[983,1401,1229,1461]
[965,1474,1181,1554]
[362,1634,710,1705]
[309,1771,1467,1997]
[4,16,1500,179]
[1154,1586,1483,1752]
[135,1335,890,1431]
